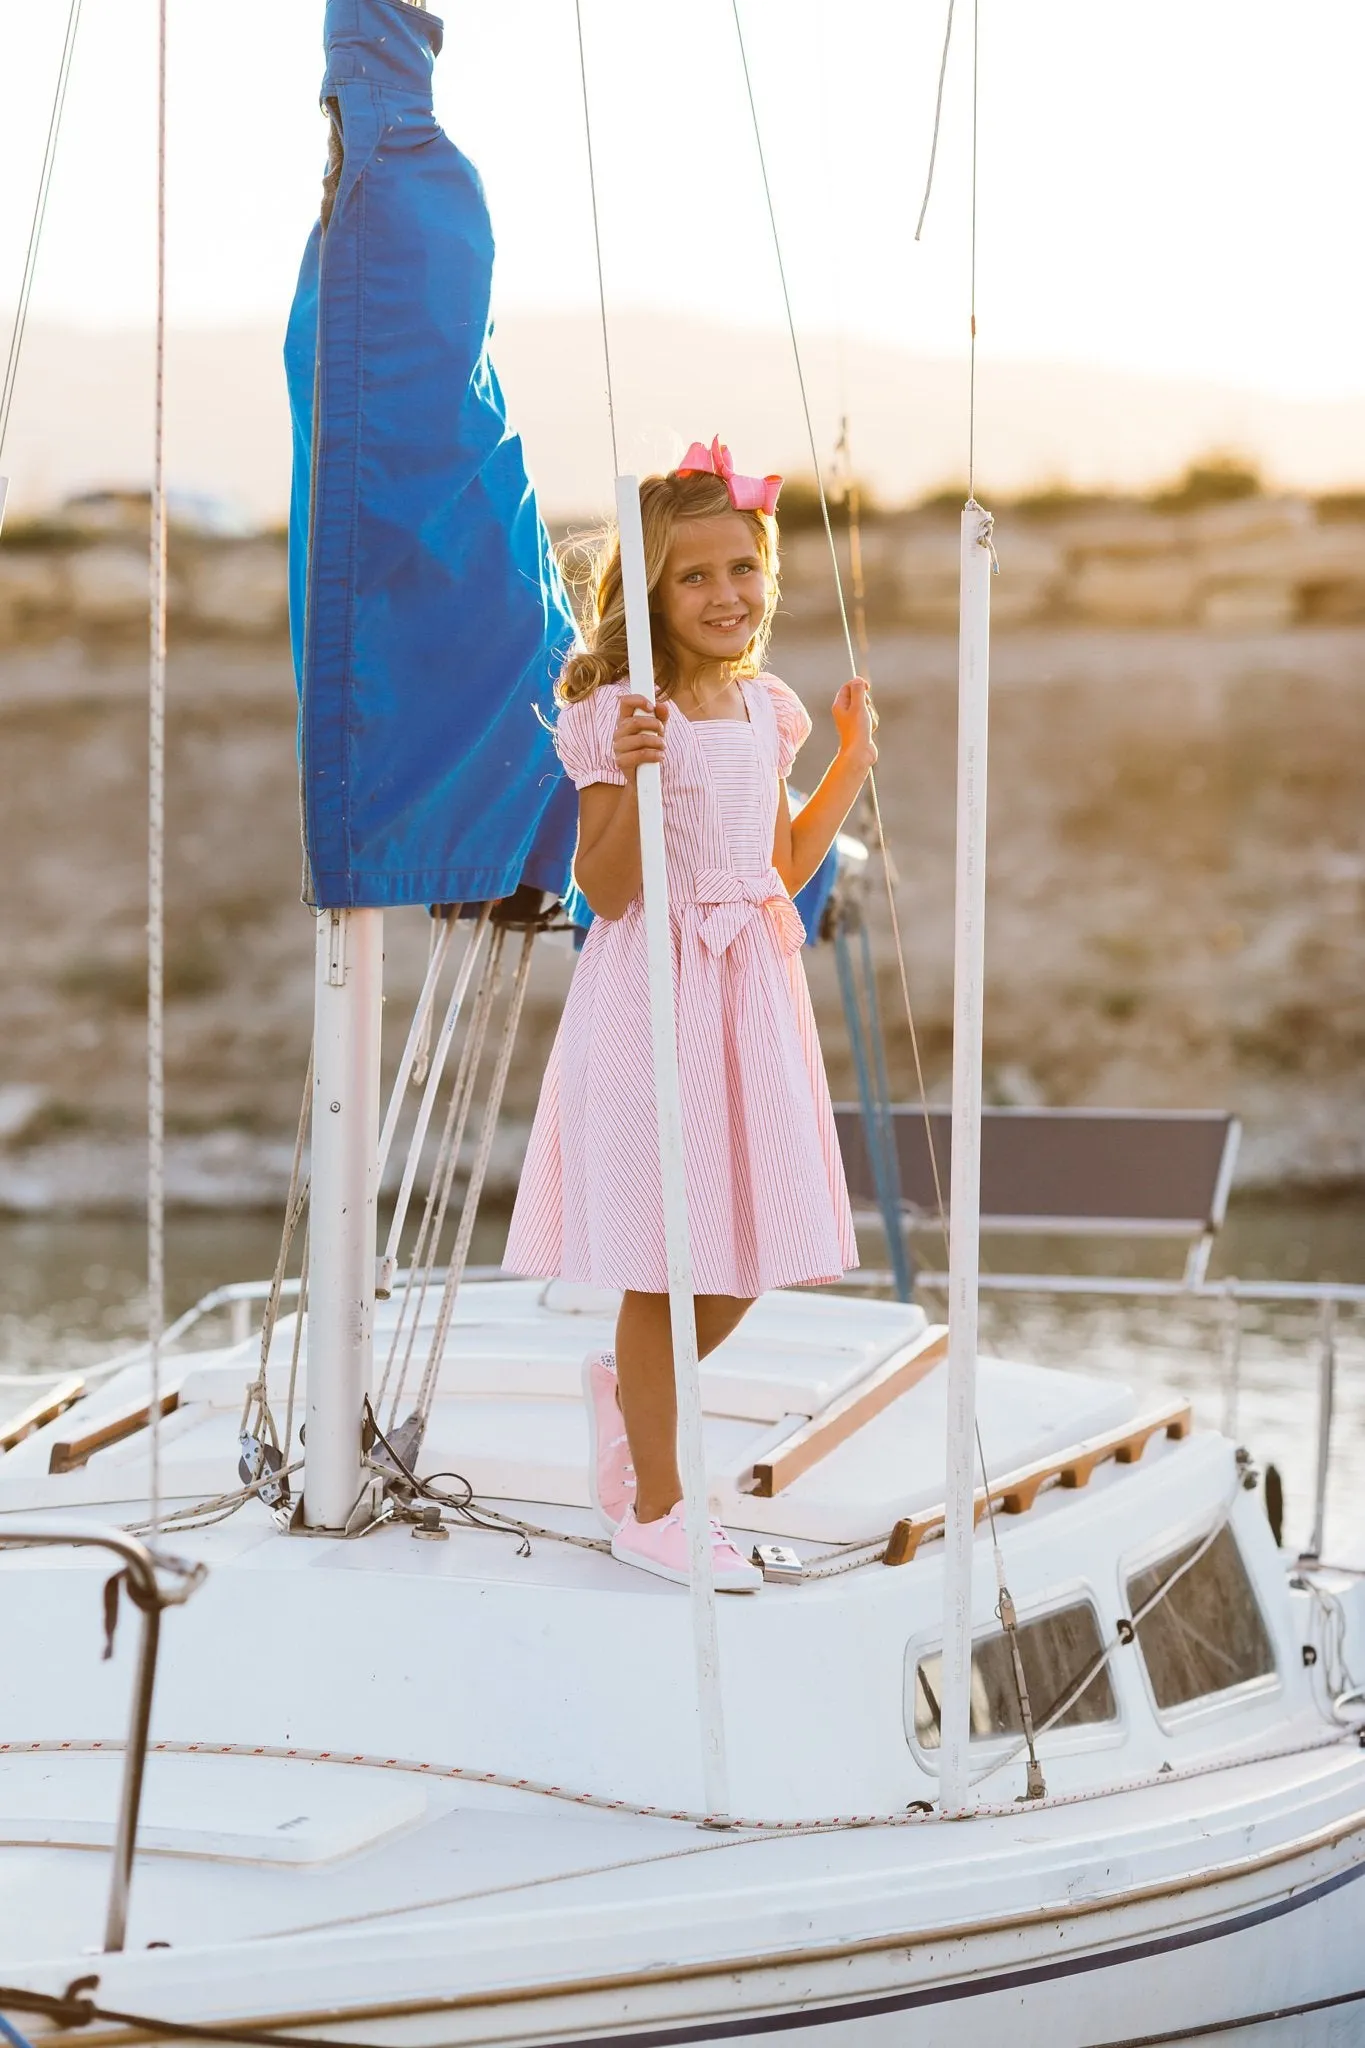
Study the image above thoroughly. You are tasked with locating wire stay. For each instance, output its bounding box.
[573,0,620,480]
[915,0,956,241]
[0,0,85,473]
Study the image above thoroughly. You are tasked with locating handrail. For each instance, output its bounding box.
[884,1399,1193,1565]
[0,1374,85,1454]
[0,1525,205,1951]
[751,1329,949,1496]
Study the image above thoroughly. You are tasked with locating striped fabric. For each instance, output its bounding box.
[503,674,858,1298]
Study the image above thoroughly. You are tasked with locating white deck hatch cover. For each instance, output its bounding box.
[0,1753,426,1864]
[179,1283,932,1427]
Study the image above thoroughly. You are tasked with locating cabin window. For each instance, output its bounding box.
[1126,1525,1275,1711]
[910,1600,1116,1749]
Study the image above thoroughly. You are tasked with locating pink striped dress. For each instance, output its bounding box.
[503,673,858,1297]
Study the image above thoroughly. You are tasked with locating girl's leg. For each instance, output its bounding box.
[615,1290,755,1524]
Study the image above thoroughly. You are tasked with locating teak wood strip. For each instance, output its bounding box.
[0,1375,86,1454]
[883,1398,1193,1566]
[751,1327,949,1498]
[48,1390,179,1475]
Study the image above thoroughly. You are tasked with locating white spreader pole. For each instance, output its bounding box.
[937,499,995,1815]
[615,475,730,1820]
[305,905,384,1531]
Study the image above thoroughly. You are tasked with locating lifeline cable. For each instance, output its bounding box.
[6,1722,1352,1843]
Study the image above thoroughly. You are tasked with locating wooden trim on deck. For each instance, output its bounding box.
[884,1399,1193,1565]
[751,1328,949,1497]
[0,1375,86,1454]
[47,1390,179,1475]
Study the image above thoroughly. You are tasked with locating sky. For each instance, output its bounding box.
[2,0,1364,500]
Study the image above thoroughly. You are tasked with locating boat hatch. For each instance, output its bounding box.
[0,1753,426,1865]
[179,1282,933,1428]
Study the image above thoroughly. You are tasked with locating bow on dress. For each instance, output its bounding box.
[693,868,806,958]
[677,437,783,516]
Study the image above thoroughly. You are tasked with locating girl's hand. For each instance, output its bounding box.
[832,677,878,768]
[612,693,668,780]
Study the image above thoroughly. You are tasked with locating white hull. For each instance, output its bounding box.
[6,1780,1363,2047]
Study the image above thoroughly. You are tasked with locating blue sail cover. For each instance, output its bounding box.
[285,0,577,909]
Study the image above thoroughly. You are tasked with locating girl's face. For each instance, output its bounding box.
[654,512,768,673]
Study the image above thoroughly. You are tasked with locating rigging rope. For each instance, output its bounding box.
[377,910,455,1180]
[379,923,503,1427]
[0,0,84,469]
[573,0,619,478]
[728,0,952,1257]
[378,907,491,1294]
[914,0,957,242]
[237,1048,313,1504]
[416,926,537,1420]
[146,0,170,1533]
[968,0,981,497]
[281,1230,309,1466]
[730,3,858,684]
[832,419,872,674]
[731,1,1043,1795]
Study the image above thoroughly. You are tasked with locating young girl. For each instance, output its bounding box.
[504,440,877,1591]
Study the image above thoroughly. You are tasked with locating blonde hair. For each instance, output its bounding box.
[558,468,779,704]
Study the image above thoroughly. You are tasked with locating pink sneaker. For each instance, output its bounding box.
[583,1351,635,1533]
[611,1505,762,1593]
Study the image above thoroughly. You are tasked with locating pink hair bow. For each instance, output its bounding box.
[677,436,782,516]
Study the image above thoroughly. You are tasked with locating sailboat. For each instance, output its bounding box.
[3,3,1365,2043]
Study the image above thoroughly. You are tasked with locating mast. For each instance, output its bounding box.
[616,477,730,1820]
[304,905,384,1531]
[937,498,994,1814]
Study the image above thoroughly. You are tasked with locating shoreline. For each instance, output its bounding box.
[1,1126,1360,1219]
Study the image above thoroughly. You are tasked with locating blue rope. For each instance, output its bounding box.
[834,917,913,1302]
[0,2012,37,2048]
[856,912,914,1296]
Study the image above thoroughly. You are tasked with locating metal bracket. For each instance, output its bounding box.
[326,908,347,987]
[752,1543,804,1585]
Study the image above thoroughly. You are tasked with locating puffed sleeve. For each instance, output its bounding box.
[555,687,626,789]
[763,674,813,777]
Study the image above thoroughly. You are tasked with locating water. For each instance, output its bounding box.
[1,1196,1361,1560]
